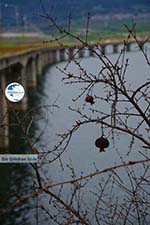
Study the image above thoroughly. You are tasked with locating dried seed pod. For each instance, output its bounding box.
[85,95,94,105]
[95,136,109,152]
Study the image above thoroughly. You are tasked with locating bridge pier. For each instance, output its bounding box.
[26,58,37,88]
[101,45,106,55]
[0,72,9,150]
[78,48,84,58]
[49,50,57,64]
[113,44,118,54]
[89,46,95,56]
[41,52,49,66]
[126,43,131,52]
[19,66,28,110]
[46,52,51,65]
[59,48,65,61]
[35,54,43,78]
[68,47,74,60]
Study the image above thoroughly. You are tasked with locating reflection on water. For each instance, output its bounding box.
[0,49,150,224]
[0,104,37,225]
[36,51,150,176]
[0,70,50,224]
[0,164,33,225]
[34,51,150,224]
[0,89,41,225]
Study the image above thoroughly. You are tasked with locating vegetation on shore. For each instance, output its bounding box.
[0,17,149,55]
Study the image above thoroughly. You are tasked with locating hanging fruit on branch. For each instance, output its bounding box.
[85,95,94,105]
[95,136,109,152]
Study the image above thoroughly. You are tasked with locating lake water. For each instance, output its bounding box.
[0,47,150,225]
[36,48,150,176]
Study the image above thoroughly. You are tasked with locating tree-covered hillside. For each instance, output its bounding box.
[1,0,150,33]
[2,0,150,19]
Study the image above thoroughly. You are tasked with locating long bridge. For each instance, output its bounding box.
[0,40,143,149]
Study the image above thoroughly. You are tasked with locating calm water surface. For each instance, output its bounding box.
[37,50,150,176]
[0,48,150,225]
[34,50,150,223]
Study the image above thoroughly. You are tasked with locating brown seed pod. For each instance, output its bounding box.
[85,95,94,105]
[95,136,109,152]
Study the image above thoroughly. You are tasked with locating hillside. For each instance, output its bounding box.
[2,0,150,19]
[1,0,150,33]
